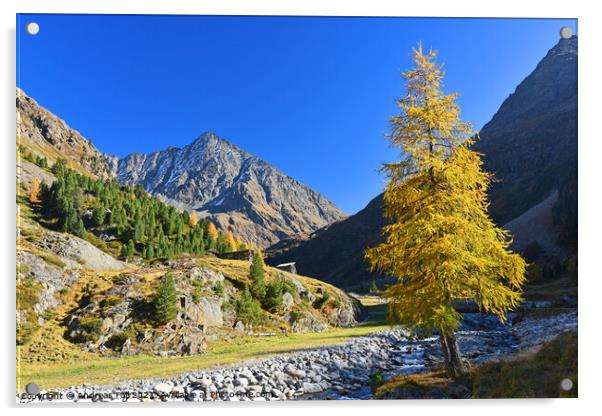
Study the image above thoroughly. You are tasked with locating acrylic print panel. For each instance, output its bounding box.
[16,14,577,402]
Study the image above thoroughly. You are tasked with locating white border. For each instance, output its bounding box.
[2,1,600,415]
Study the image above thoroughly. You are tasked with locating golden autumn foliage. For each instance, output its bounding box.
[225,231,237,251]
[189,211,198,227]
[235,237,244,250]
[206,221,219,241]
[28,179,41,204]
[365,45,526,367]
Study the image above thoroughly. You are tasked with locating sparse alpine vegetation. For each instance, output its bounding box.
[16,146,361,373]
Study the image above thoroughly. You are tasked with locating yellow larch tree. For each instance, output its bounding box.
[206,221,219,241]
[235,237,245,250]
[189,211,198,227]
[225,231,237,252]
[28,178,41,204]
[365,45,526,378]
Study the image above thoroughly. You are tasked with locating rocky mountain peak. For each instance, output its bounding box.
[552,35,577,55]
[117,132,346,247]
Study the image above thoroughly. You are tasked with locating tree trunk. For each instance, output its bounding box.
[439,331,467,378]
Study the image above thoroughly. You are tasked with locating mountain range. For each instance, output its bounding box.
[16,90,345,247]
[266,36,578,291]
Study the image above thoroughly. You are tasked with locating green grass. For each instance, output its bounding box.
[38,251,67,268]
[18,318,390,391]
[16,278,43,345]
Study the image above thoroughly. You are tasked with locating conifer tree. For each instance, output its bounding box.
[365,45,526,378]
[249,252,265,283]
[133,216,145,241]
[225,231,237,252]
[189,211,198,227]
[176,217,184,238]
[92,206,105,227]
[125,239,135,260]
[152,273,178,325]
[235,237,245,250]
[248,251,266,298]
[236,285,263,325]
[146,244,155,260]
[206,222,218,241]
[28,178,41,204]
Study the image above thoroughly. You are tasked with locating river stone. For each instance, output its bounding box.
[302,382,323,394]
[153,383,173,395]
[284,364,305,379]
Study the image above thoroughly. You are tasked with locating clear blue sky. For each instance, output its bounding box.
[17,14,577,214]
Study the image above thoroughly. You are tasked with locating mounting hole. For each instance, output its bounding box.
[560,378,573,391]
[25,383,39,395]
[26,22,40,36]
[560,26,572,40]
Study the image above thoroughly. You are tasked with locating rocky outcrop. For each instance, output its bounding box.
[35,231,129,271]
[17,250,80,324]
[63,262,361,357]
[117,132,346,247]
[16,88,117,178]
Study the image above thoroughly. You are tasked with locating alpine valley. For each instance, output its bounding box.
[16,35,577,401]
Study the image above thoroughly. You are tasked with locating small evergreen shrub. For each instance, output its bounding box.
[152,273,178,325]
[236,286,263,324]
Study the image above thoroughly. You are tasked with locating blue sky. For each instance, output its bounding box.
[17,15,577,214]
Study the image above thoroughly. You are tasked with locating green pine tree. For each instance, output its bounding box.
[248,251,266,299]
[92,206,105,227]
[236,285,263,325]
[152,273,178,325]
[125,239,135,259]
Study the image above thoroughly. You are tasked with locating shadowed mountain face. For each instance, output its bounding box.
[117,133,346,247]
[267,36,578,290]
[267,193,389,291]
[473,35,577,233]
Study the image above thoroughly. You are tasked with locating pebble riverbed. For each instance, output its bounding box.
[18,311,577,402]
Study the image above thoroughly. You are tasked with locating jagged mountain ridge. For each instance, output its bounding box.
[267,36,578,290]
[17,88,345,248]
[16,88,118,178]
[117,133,346,247]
